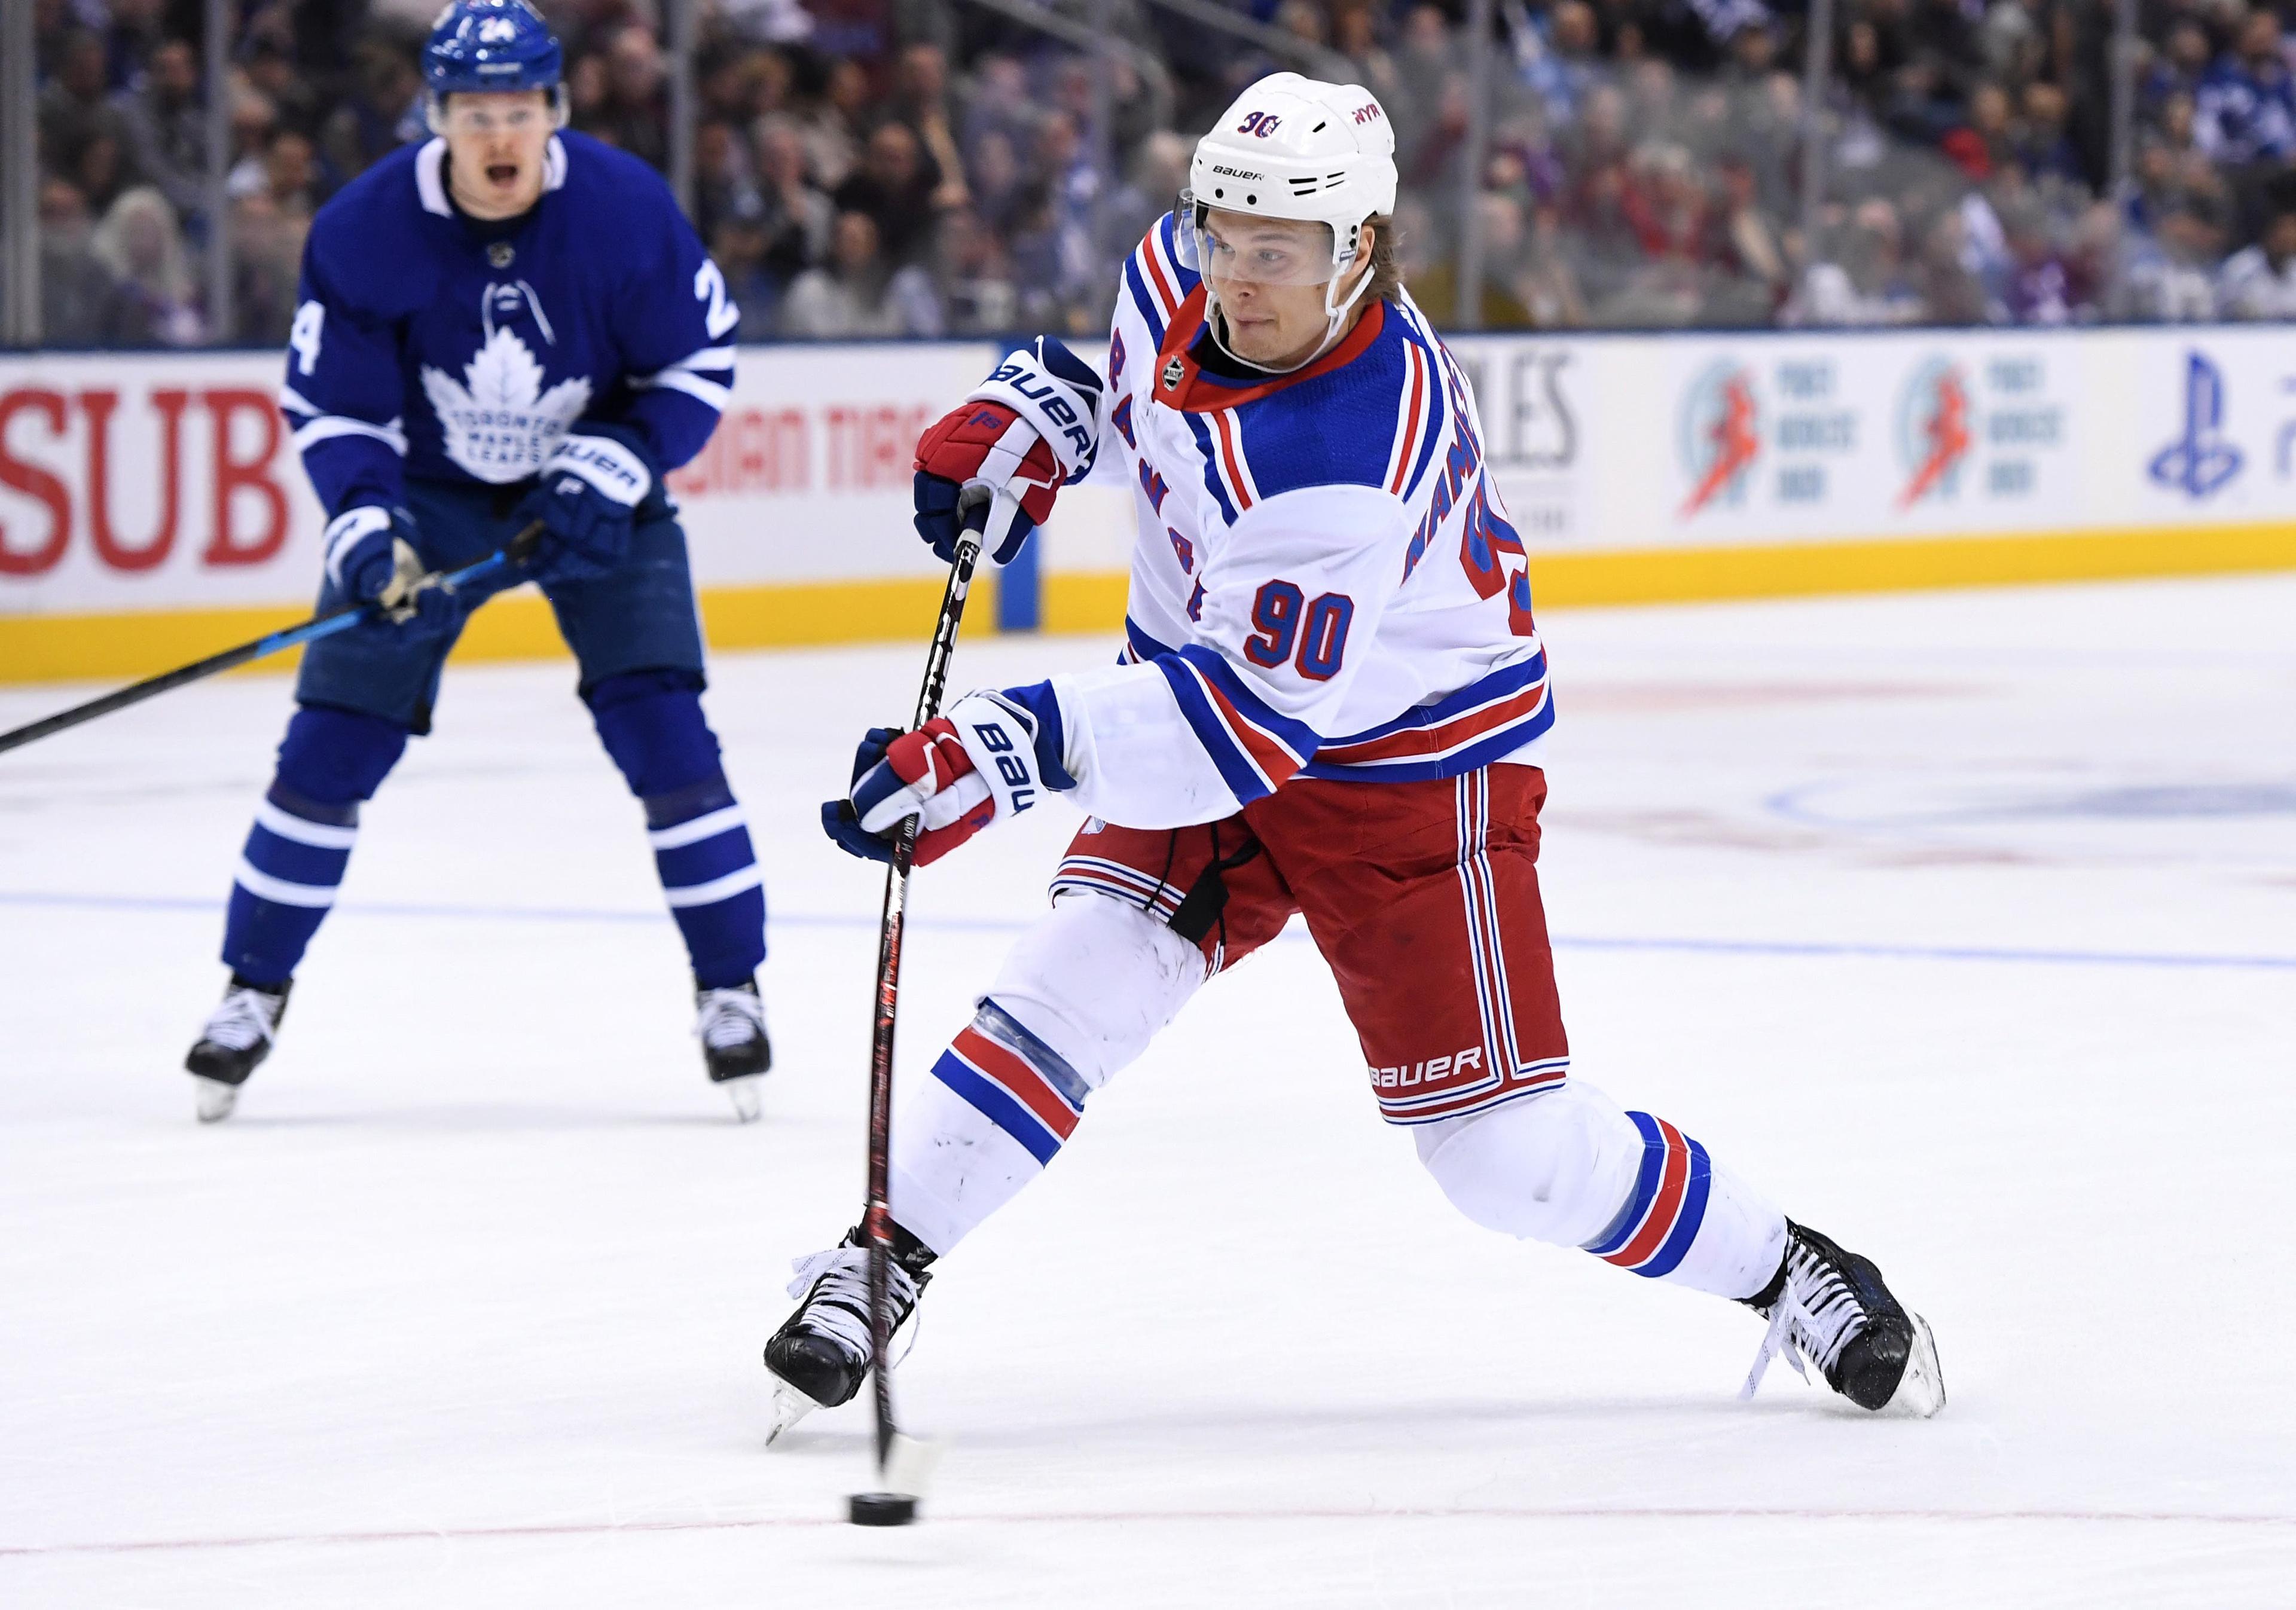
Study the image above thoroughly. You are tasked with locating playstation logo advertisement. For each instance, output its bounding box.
[2147,352,2244,500]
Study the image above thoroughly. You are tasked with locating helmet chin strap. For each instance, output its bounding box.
[1204,253,1379,376]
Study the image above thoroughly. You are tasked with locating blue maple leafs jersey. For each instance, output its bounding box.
[279,132,735,517]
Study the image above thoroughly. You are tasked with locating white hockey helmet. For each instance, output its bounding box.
[1178,73,1400,368]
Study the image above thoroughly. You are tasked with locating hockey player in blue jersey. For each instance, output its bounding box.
[182,0,771,1123]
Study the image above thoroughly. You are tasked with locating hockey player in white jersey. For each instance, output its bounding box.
[767,74,1943,1425]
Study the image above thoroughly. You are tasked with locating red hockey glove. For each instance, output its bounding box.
[822,691,1065,867]
[912,403,1065,567]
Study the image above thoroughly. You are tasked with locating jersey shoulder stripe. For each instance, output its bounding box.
[1388,305,1451,500]
[1123,213,1195,346]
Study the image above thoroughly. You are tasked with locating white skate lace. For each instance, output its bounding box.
[1740,1241,1868,1400]
[200,988,281,1053]
[784,1245,923,1365]
[695,988,765,1051]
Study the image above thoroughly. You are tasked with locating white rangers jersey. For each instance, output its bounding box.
[1019,212,1553,831]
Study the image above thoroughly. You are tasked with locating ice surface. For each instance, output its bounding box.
[2,575,2292,1607]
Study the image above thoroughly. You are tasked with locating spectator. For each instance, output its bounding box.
[117,39,207,227]
[321,33,426,183]
[99,0,170,92]
[884,44,971,211]
[1708,151,1788,313]
[2014,83,2084,187]
[753,119,834,284]
[89,186,205,347]
[2121,200,2225,319]
[2194,10,2296,167]
[712,216,783,335]
[588,27,670,170]
[74,132,135,216]
[833,122,942,265]
[231,192,306,345]
[2217,200,2296,317]
[36,177,152,346]
[1333,2,1403,115]
[38,30,140,195]
[2141,21,2214,117]
[934,206,1022,334]
[1794,199,1925,326]
[967,127,1027,236]
[779,210,942,337]
[1521,1,1606,126]
[2000,210,2074,323]
[262,130,323,221]
[246,36,325,142]
[799,57,871,192]
[224,87,286,200]
[694,120,764,243]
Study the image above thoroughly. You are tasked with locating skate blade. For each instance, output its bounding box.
[764,1377,824,1446]
[193,1077,239,1124]
[1884,1312,1947,1419]
[721,1075,764,1124]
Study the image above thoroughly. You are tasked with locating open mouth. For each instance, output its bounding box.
[486,163,519,186]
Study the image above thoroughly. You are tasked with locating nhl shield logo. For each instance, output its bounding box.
[487,242,515,268]
[1161,355,1186,392]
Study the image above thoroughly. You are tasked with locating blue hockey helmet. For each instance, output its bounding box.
[423,0,567,126]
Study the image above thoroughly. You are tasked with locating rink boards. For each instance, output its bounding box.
[2,324,2294,682]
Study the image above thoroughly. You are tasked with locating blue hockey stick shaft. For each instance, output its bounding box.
[0,522,544,759]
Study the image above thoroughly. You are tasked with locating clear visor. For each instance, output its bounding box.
[1176,193,1348,288]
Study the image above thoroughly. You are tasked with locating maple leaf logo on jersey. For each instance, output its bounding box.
[420,324,592,483]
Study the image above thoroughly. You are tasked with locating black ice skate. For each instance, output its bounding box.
[1741,1221,1944,1416]
[183,974,292,1124]
[694,978,771,1122]
[763,1224,934,1444]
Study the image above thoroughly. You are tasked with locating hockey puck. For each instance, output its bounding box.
[848,1492,918,1527]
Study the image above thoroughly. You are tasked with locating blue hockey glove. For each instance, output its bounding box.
[912,336,1103,566]
[517,426,657,586]
[322,505,453,636]
[821,691,1066,867]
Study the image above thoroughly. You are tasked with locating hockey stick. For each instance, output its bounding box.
[0,523,545,759]
[846,503,994,1529]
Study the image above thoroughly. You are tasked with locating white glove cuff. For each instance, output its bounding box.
[947,690,1052,825]
[545,433,652,507]
[968,352,1099,480]
[323,506,392,590]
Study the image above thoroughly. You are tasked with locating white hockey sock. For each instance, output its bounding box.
[890,893,1206,1257]
[1417,1083,1788,1302]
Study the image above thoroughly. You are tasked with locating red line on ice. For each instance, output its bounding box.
[7,1506,2293,1558]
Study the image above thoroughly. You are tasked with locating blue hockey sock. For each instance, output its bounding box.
[587,671,767,989]
[221,705,407,985]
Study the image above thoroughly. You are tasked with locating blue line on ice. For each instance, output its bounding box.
[5,890,2292,972]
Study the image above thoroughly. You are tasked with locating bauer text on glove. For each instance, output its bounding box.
[516,426,656,585]
[912,336,1104,566]
[822,688,1073,866]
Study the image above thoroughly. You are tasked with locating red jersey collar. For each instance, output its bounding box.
[1152,288,1388,412]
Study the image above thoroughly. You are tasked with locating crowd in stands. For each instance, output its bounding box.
[15,0,2296,348]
